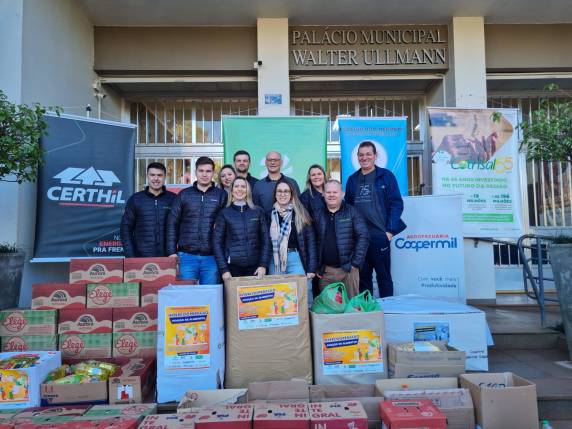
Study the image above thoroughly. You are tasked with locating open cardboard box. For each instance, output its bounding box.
[388,341,466,378]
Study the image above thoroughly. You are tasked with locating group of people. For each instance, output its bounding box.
[120,142,406,302]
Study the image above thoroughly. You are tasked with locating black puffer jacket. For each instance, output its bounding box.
[300,188,325,221]
[314,202,370,273]
[120,187,176,257]
[213,204,271,274]
[166,184,227,256]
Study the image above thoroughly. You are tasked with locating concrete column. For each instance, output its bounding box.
[256,18,290,116]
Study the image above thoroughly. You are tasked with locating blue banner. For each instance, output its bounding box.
[339,117,408,195]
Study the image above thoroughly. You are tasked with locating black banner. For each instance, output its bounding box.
[33,114,136,260]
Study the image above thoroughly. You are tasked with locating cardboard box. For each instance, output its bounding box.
[179,389,248,412]
[0,351,61,409]
[383,389,475,429]
[0,409,19,423]
[374,378,458,397]
[58,333,112,359]
[387,341,466,378]
[31,283,86,310]
[309,401,367,429]
[123,258,177,284]
[247,380,309,403]
[379,399,446,429]
[309,385,380,429]
[194,404,254,429]
[140,280,197,308]
[59,308,113,334]
[41,379,108,406]
[112,307,157,332]
[1,335,57,352]
[311,311,386,385]
[381,295,489,371]
[253,402,309,429]
[87,283,140,309]
[459,372,539,429]
[69,259,124,284]
[157,284,224,403]
[224,275,312,388]
[0,309,57,337]
[11,405,91,423]
[112,332,156,358]
[81,404,157,423]
[108,358,155,405]
[17,419,138,429]
[139,413,198,429]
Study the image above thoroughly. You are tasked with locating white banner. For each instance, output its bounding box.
[391,195,466,301]
[428,108,524,238]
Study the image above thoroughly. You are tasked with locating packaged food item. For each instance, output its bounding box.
[69,259,124,284]
[87,283,140,309]
[123,258,177,284]
[59,308,113,334]
[1,336,57,352]
[112,332,156,358]
[112,307,157,332]
[58,334,112,359]
[0,310,57,337]
[31,283,87,310]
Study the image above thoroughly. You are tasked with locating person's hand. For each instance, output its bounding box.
[307,272,316,279]
[168,254,178,258]
[386,232,393,241]
[351,266,359,273]
[222,272,232,281]
[254,267,266,278]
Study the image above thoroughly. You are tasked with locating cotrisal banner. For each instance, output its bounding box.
[338,117,408,195]
[391,195,465,301]
[428,108,523,237]
[34,114,136,260]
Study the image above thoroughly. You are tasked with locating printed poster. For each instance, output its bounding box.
[237,283,299,330]
[428,108,523,237]
[164,306,210,369]
[0,370,29,403]
[322,330,384,375]
[413,322,451,342]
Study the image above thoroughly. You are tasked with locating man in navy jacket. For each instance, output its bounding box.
[345,141,406,298]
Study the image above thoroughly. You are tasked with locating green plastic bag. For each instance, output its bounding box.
[345,290,381,313]
[311,282,348,314]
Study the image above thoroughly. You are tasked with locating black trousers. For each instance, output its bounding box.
[359,233,393,298]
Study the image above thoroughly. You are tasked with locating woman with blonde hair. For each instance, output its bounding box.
[213,177,270,279]
[300,164,326,221]
[217,164,236,193]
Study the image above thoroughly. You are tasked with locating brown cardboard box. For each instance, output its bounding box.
[311,311,386,385]
[194,404,253,429]
[374,378,458,396]
[58,333,112,359]
[253,402,309,429]
[309,385,381,429]
[1,335,57,352]
[459,372,539,429]
[31,283,86,310]
[12,405,91,423]
[112,332,156,358]
[384,388,475,429]
[139,413,198,429]
[140,279,197,308]
[247,380,310,403]
[379,399,446,429]
[86,283,140,308]
[108,358,156,404]
[69,259,124,284]
[309,401,368,429]
[41,379,108,405]
[224,275,312,388]
[112,307,157,332]
[123,257,177,284]
[81,404,157,423]
[58,308,113,334]
[178,389,248,412]
[388,341,466,378]
[0,309,57,336]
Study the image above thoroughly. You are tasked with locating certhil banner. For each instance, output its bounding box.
[338,116,408,195]
[428,108,523,237]
[33,114,136,261]
[222,116,328,188]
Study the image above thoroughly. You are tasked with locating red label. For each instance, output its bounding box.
[89,285,113,305]
[3,337,28,352]
[115,334,138,355]
[2,312,27,333]
[61,335,85,356]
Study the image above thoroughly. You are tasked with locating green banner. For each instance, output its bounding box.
[223,116,328,188]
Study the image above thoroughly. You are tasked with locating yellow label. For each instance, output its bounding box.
[164,306,210,369]
[0,370,29,403]
[237,282,299,330]
[322,330,384,375]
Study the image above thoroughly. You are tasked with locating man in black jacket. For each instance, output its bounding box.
[314,180,369,298]
[233,150,259,190]
[120,162,176,257]
[166,157,228,284]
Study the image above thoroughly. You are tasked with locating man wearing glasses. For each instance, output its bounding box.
[252,151,300,212]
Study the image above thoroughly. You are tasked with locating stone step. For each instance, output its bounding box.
[492,332,561,349]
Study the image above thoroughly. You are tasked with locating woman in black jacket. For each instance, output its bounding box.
[299,164,326,221]
[213,177,270,280]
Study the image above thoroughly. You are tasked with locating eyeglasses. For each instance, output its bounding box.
[276,190,291,194]
[266,158,281,162]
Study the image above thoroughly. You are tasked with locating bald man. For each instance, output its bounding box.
[252,151,300,212]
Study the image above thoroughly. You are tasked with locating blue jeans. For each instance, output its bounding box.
[269,251,313,307]
[178,252,219,285]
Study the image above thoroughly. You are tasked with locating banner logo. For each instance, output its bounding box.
[450,157,513,174]
[47,166,125,208]
[395,234,458,252]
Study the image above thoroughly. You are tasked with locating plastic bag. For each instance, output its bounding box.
[345,290,381,313]
[311,282,348,314]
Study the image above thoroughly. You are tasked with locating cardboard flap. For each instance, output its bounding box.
[248,380,309,401]
[310,384,375,400]
[178,389,247,410]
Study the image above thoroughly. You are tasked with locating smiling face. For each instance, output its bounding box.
[231,178,248,202]
[324,181,343,211]
[357,145,377,173]
[147,168,166,192]
[275,182,292,206]
[234,154,250,174]
[220,167,236,189]
[309,167,325,189]
[265,152,282,174]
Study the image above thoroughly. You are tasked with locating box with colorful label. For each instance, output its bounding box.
[388,341,466,378]
[87,283,140,309]
[112,307,157,332]
[59,309,113,334]
[253,402,309,429]
[112,332,156,358]
[0,351,61,409]
[309,401,367,429]
[58,334,112,359]
[31,284,86,310]
[379,399,447,429]
[139,413,198,429]
[123,258,177,284]
[195,404,254,429]
[69,259,124,285]
[108,358,155,404]
[81,403,157,423]
[41,378,108,406]
[140,280,197,308]
[0,310,57,337]
[1,336,57,352]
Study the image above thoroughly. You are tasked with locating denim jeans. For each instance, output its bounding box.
[269,250,313,307]
[178,252,219,285]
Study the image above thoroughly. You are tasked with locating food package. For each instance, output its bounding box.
[69,259,124,284]
[58,334,112,359]
[58,308,113,334]
[1,336,57,352]
[112,332,156,358]
[31,283,86,310]
[0,310,57,337]
[86,283,140,309]
[123,257,177,284]
[112,307,157,332]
